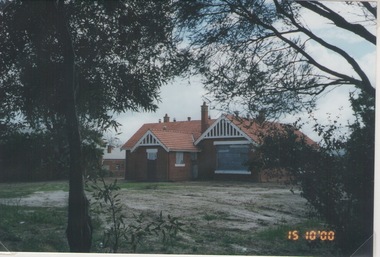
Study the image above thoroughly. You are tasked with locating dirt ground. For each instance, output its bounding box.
[0,181,308,226]
[0,180,311,254]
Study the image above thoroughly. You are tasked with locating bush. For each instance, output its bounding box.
[86,170,185,253]
[250,94,374,255]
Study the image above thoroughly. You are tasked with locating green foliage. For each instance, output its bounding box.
[0,131,69,181]
[250,92,374,254]
[0,125,104,182]
[86,171,185,253]
[0,0,187,131]
[151,211,185,246]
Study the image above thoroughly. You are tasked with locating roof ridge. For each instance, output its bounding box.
[150,128,196,135]
[149,119,202,124]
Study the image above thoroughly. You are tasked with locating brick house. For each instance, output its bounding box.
[102,145,126,177]
[121,102,315,182]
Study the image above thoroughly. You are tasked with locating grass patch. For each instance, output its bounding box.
[0,180,68,198]
[184,218,340,256]
[0,204,69,252]
[117,181,179,191]
[253,219,340,256]
[202,211,229,222]
[203,213,218,221]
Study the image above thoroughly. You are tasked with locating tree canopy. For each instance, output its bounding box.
[175,0,375,118]
[1,0,186,130]
[1,0,187,252]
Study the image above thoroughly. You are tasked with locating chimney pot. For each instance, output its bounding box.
[187,117,191,121]
[173,118,176,122]
[201,102,209,133]
[257,110,266,123]
[159,119,161,123]
[163,114,170,123]
[107,145,113,153]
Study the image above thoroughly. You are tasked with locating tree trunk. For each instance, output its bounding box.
[52,0,92,252]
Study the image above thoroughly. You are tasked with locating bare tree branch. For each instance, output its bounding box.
[297,1,376,45]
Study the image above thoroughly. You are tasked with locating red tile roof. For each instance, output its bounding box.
[121,114,316,152]
[225,115,316,146]
[121,119,215,151]
[151,130,198,152]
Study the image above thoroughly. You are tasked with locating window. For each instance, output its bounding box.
[215,144,250,174]
[146,149,158,160]
[175,152,185,167]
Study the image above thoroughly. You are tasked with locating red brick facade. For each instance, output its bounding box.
[122,103,314,182]
[102,159,125,177]
[125,146,193,181]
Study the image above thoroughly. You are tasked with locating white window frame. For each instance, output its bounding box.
[213,140,250,145]
[214,141,251,174]
[175,152,185,167]
[146,149,158,160]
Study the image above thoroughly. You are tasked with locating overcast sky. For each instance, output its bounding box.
[109,2,376,146]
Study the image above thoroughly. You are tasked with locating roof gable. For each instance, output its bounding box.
[194,115,255,145]
[121,119,215,152]
[121,114,316,152]
[130,130,168,152]
[225,114,316,146]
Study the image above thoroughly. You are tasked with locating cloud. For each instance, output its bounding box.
[114,2,375,145]
[114,76,219,143]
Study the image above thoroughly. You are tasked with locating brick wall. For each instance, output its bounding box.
[125,146,169,181]
[167,152,192,181]
[102,159,125,177]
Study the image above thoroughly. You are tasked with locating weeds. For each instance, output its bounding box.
[86,170,185,253]
[0,204,68,252]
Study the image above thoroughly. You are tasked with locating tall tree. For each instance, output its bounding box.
[175,1,375,254]
[175,0,375,118]
[0,0,186,252]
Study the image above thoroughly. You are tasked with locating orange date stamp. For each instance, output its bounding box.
[287,230,335,241]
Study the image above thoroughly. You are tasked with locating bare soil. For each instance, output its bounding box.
[120,181,309,231]
[0,181,311,254]
[0,181,308,227]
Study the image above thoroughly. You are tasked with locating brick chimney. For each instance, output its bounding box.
[256,110,266,124]
[163,114,170,123]
[201,102,209,133]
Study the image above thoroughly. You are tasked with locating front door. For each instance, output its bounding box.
[191,152,198,179]
[146,149,158,181]
[147,159,157,181]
